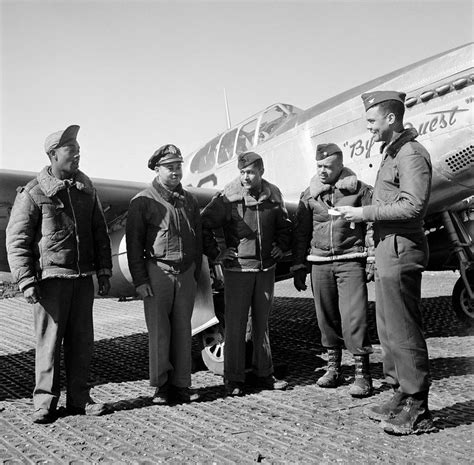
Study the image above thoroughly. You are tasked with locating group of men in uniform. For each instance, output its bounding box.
[6,90,435,436]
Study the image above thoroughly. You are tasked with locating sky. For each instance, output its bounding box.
[1,0,473,183]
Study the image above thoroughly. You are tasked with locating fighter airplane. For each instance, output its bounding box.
[1,42,473,373]
[182,42,474,323]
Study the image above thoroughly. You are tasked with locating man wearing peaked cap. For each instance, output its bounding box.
[6,125,112,423]
[337,93,434,435]
[148,144,183,170]
[201,151,292,395]
[126,143,202,405]
[292,142,374,399]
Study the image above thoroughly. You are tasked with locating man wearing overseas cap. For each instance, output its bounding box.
[337,91,435,435]
[201,151,292,396]
[6,125,112,424]
[126,144,202,405]
[291,143,375,399]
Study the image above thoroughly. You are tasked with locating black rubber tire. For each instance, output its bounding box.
[452,276,474,324]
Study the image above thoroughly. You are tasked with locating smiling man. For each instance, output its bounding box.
[126,144,202,405]
[6,125,112,424]
[201,151,292,396]
[337,91,435,435]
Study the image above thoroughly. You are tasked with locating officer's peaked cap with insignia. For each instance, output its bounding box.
[148,144,183,170]
[44,125,80,154]
[361,91,406,111]
[237,151,263,169]
[316,143,342,161]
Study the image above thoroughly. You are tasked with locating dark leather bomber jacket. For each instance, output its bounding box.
[125,178,202,287]
[6,167,112,291]
[201,177,292,271]
[362,128,432,237]
[292,167,373,265]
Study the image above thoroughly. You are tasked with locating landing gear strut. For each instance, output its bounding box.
[441,210,473,324]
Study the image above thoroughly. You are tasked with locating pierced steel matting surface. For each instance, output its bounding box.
[1,274,473,464]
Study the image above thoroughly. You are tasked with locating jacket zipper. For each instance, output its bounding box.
[256,204,263,269]
[174,203,182,261]
[329,190,335,256]
[66,185,81,274]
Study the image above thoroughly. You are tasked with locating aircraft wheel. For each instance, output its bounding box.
[201,325,224,376]
[452,276,474,324]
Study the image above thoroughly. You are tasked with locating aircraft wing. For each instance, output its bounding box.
[0,169,221,272]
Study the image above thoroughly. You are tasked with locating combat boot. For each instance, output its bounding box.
[317,348,343,388]
[365,389,407,422]
[349,354,373,398]
[382,391,436,435]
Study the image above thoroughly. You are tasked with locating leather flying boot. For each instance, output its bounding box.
[365,389,407,422]
[256,375,288,390]
[168,386,200,404]
[152,382,170,405]
[382,391,437,435]
[349,354,373,398]
[317,348,343,388]
[225,380,244,397]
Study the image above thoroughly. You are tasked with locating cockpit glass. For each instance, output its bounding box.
[259,105,294,141]
[190,136,219,173]
[217,128,238,165]
[236,119,257,155]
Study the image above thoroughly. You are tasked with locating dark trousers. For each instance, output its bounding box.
[144,262,196,388]
[375,233,430,394]
[223,269,275,382]
[32,277,94,411]
[310,260,372,355]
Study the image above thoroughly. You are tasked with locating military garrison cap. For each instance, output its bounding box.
[44,125,80,154]
[148,144,183,170]
[361,91,406,111]
[316,143,342,161]
[238,151,263,169]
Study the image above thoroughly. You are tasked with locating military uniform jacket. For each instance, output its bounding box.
[6,167,112,291]
[293,167,373,266]
[201,177,292,271]
[362,128,432,237]
[126,178,202,287]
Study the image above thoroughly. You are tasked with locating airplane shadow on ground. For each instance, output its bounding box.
[1,295,472,428]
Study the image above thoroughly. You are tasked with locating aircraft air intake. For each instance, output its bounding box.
[443,145,474,174]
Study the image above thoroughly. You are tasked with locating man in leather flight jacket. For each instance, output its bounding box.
[338,91,435,435]
[292,143,374,399]
[6,125,112,423]
[201,151,292,396]
[126,144,202,405]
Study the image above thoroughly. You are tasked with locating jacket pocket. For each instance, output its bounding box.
[237,237,256,258]
[151,228,168,258]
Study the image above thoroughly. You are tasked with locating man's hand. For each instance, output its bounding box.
[270,243,285,260]
[366,262,375,282]
[136,283,154,299]
[336,206,365,223]
[293,269,307,291]
[23,285,41,304]
[215,248,238,263]
[98,276,110,296]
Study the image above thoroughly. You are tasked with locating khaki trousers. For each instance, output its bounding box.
[33,277,94,411]
[375,233,430,394]
[310,259,372,355]
[144,261,196,388]
[223,269,275,382]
